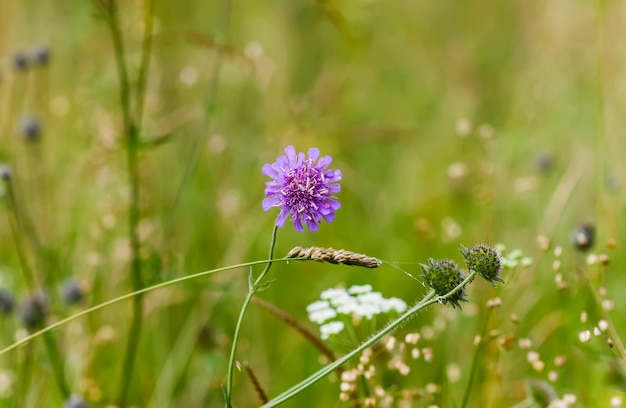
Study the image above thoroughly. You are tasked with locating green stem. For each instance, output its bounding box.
[165,0,231,231]
[2,179,70,398]
[263,271,477,407]
[134,0,155,131]
[460,308,492,408]
[225,225,278,407]
[3,180,38,289]
[104,1,154,405]
[0,258,290,358]
[41,331,70,398]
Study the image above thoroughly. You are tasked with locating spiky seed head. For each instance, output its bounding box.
[461,244,504,287]
[420,259,468,309]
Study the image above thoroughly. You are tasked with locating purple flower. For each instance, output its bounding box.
[262,146,342,232]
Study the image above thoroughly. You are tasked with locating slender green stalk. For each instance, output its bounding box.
[263,271,477,407]
[0,258,292,358]
[41,331,70,398]
[3,181,38,289]
[225,225,279,407]
[165,0,232,231]
[134,0,156,131]
[2,179,70,399]
[460,308,493,408]
[103,0,155,405]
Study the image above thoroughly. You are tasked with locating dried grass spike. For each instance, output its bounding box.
[243,361,268,404]
[287,246,382,268]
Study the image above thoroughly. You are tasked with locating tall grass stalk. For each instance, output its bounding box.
[166,0,232,231]
[2,176,69,399]
[102,0,155,405]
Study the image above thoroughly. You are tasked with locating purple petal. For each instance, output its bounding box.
[316,155,332,170]
[307,147,320,162]
[328,184,341,194]
[324,169,342,181]
[276,210,289,227]
[307,218,319,231]
[275,157,289,172]
[262,197,281,211]
[262,163,277,178]
[296,151,305,167]
[284,146,296,165]
[322,212,336,223]
[293,217,304,232]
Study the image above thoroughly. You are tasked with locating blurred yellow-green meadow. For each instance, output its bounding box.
[1,0,626,407]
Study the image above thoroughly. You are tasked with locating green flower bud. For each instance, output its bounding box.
[460,244,504,287]
[420,259,468,309]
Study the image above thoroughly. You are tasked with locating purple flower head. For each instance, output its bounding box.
[262,146,342,232]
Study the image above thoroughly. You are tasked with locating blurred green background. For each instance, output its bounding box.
[1,0,626,407]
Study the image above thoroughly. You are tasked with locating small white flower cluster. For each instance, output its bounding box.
[307,284,407,340]
[495,244,533,269]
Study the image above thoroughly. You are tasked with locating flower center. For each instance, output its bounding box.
[282,163,329,215]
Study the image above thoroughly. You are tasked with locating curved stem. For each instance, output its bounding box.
[225,225,279,407]
[0,257,292,358]
[263,271,477,407]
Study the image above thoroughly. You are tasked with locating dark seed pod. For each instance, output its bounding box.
[12,52,29,72]
[64,394,88,408]
[20,291,49,330]
[535,152,555,173]
[61,278,84,305]
[19,115,41,142]
[570,223,595,252]
[0,165,11,182]
[32,45,51,66]
[0,288,15,315]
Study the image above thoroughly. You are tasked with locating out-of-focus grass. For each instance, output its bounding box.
[0,1,626,407]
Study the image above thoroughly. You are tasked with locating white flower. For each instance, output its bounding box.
[382,297,407,313]
[308,308,337,324]
[306,300,330,313]
[348,284,372,295]
[320,288,347,301]
[320,321,345,339]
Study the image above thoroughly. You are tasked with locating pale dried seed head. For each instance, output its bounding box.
[532,360,545,372]
[548,371,558,382]
[579,330,591,343]
[287,246,382,268]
